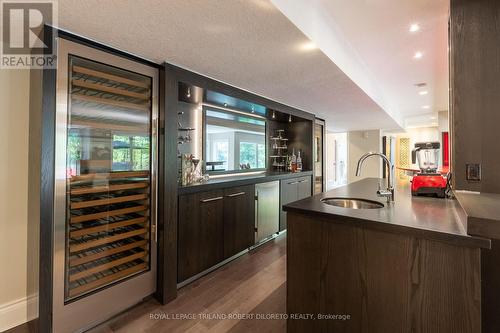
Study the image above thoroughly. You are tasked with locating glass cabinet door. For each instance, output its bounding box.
[65,55,153,301]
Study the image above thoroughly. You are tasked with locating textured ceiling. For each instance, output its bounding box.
[272,0,449,128]
[57,0,400,131]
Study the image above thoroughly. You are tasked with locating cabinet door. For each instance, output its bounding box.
[297,176,312,200]
[223,185,255,259]
[280,178,299,231]
[178,189,224,282]
[255,181,280,242]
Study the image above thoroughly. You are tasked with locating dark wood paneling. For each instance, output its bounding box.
[280,179,297,231]
[286,120,313,171]
[223,185,255,259]
[450,0,500,192]
[155,64,179,303]
[38,30,57,331]
[279,176,312,231]
[287,212,482,333]
[482,239,500,333]
[297,176,311,200]
[178,190,224,282]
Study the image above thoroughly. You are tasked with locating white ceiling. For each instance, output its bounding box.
[272,0,449,129]
[57,0,400,131]
[57,0,448,132]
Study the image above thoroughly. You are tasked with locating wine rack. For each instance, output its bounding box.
[64,55,153,300]
[67,171,150,298]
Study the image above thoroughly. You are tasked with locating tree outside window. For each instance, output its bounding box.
[240,142,265,169]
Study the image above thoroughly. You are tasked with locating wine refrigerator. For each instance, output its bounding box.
[51,38,158,332]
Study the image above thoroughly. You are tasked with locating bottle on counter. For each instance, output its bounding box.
[291,148,297,172]
[297,150,303,172]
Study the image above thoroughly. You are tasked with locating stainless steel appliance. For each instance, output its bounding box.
[255,181,279,243]
[52,38,158,332]
[412,142,440,173]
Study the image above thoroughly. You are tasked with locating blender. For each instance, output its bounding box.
[411,142,447,197]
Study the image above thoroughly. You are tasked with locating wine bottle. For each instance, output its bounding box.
[297,150,303,172]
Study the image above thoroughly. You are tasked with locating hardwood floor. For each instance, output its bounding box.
[88,234,286,333]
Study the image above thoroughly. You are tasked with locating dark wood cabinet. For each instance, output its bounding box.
[178,189,224,282]
[178,185,255,282]
[280,175,312,231]
[297,176,311,200]
[223,185,255,259]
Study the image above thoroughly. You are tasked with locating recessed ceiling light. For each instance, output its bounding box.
[409,24,420,33]
[430,116,437,120]
[419,91,428,95]
[414,51,423,59]
[422,105,430,109]
[300,41,317,51]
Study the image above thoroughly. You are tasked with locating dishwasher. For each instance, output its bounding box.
[255,181,280,243]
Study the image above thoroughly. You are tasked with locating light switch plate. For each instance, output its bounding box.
[466,163,481,181]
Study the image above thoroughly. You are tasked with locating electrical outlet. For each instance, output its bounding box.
[466,163,481,181]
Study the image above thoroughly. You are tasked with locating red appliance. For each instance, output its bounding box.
[411,142,447,197]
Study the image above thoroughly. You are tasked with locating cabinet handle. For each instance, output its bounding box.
[288,181,299,185]
[200,196,223,203]
[298,180,306,183]
[227,192,246,197]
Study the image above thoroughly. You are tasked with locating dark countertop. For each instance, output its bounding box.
[284,178,490,249]
[455,190,500,240]
[178,170,313,195]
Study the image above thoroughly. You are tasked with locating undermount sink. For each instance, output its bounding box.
[321,197,384,209]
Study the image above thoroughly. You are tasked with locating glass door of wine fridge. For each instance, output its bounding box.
[53,38,158,332]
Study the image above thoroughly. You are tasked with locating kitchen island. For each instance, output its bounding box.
[284,178,490,333]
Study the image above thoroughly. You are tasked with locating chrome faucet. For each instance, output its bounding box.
[355,152,394,202]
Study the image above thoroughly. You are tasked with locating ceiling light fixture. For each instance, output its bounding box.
[414,51,423,59]
[272,110,276,119]
[409,23,420,33]
[419,91,428,95]
[422,105,430,109]
[300,41,317,51]
[288,114,292,123]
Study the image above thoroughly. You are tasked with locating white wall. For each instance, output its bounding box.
[392,126,441,169]
[0,69,38,330]
[347,130,382,183]
[325,132,348,190]
[438,110,449,133]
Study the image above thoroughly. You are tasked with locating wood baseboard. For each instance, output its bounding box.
[0,295,38,332]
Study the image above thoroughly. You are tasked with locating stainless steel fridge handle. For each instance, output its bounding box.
[200,196,223,203]
[153,116,159,244]
[227,192,245,197]
[255,192,259,232]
